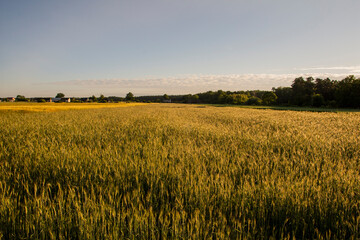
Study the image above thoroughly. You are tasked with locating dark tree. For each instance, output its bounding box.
[125,92,135,101]
[90,95,97,102]
[261,92,278,105]
[336,75,360,108]
[291,77,315,106]
[311,94,325,107]
[315,78,337,104]
[163,94,170,100]
[273,87,292,105]
[246,96,262,105]
[98,94,107,103]
[16,95,28,102]
[183,94,199,103]
[56,93,65,98]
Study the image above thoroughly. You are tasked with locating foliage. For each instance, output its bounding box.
[311,94,325,107]
[163,94,170,100]
[126,92,135,101]
[56,93,65,98]
[290,77,315,106]
[246,96,262,105]
[98,94,107,103]
[15,95,28,102]
[271,75,360,108]
[89,95,97,102]
[1,105,359,239]
[261,92,277,105]
[8,75,360,108]
[273,87,292,105]
[335,75,360,108]
[183,94,199,103]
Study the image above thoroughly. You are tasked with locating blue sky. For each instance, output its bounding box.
[1,0,359,97]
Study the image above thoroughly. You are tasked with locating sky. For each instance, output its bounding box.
[1,0,359,97]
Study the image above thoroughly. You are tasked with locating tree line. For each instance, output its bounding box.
[3,75,359,108]
[274,75,360,108]
[162,75,360,108]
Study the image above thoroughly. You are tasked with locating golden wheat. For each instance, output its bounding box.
[0,104,359,239]
[0,102,149,112]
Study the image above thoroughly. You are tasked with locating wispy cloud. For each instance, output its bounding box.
[46,73,356,96]
[296,66,360,73]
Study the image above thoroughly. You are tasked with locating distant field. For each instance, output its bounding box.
[0,104,359,239]
[206,104,360,113]
[0,102,149,112]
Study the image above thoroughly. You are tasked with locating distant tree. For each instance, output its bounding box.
[315,78,337,104]
[246,96,262,105]
[163,94,170,100]
[183,94,199,103]
[261,92,278,105]
[125,92,135,101]
[311,94,325,107]
[56,93,65,98]
[217,90,229,104]
[183,94,192,103]
[90,95,97,102]
[192,94,199,103]
[291,77,315,106]
[227,94,249,105]
[15,95,28,102]
[273,87,292,105]
[99,94,107,103]
[336,75,360,108]
[237,94,249,104]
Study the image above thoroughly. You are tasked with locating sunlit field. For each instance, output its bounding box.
[0,102,149,112]
[0,104,359,239]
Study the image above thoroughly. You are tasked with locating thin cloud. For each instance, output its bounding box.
[297,66,360,73]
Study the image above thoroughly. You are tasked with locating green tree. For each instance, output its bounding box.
[315,78,337,103]
[90,95,97,102]
[291,77,315,106]
[192,94,199,103]
[183,94,199,103]
[262,92,278,105]
[246,96,262,105]
[56,93,65,98]
[126,92,135,101]
[311,94,325,107]
[99,94,106,103]
[163,94,170,100]
[273,87,292,105]
[335,75,360,108]
[15,95,28,102]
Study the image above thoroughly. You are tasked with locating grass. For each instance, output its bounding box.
[0,102,149,112]
[0,104,359,239]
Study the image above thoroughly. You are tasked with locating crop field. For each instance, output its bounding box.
[0,103,359,239]
[0,102,148,112]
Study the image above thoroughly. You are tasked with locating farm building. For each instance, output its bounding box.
[52,98,71,103]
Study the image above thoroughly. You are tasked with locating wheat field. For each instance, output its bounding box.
[0,103,359,239]
[0,102,148,112]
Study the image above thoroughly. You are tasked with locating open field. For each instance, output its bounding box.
[0,104,359,239]
[0,102,149,112]
[205,104,360,113]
